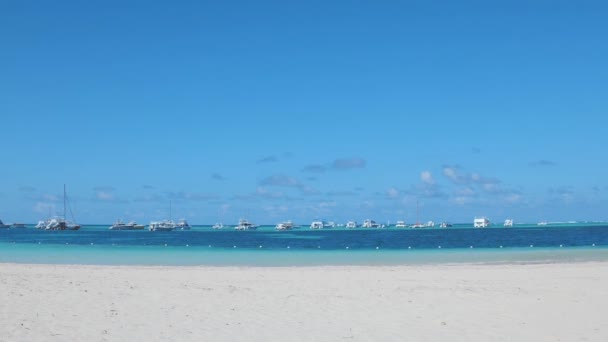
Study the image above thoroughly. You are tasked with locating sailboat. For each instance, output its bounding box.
[39,185,81,230]
[149,201,176,231]
[410,201,425,228]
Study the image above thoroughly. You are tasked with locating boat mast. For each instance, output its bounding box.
[416,200,420,225]
[63,184,66,220]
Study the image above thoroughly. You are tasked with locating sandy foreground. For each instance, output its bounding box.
[1,262,607,342]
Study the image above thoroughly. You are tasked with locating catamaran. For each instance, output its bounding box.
[37,185,81,230]
[149,201,184,231]
[149,220,175,231]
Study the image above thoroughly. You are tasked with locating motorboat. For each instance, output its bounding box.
[175,219,191,230]
[212,223,224,229]
[275,221,294,231]
[474,217,490,228]
[425,221,435,228]
[310,221,324,229]
[395,221,407,228]
[109,220,145,230]
[149,220,175,231]
[235,219,258,230]
[345,221,357,229]
[504,219,514,227]
[439,222,452,228]
[362,219,381,228]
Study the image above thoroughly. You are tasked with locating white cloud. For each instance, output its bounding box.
[96,191,114,201]
[450,196,473,205]
[386,187,400,199]
[420,171,435,185]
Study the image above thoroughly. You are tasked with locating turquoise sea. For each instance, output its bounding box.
[2,223,608,266]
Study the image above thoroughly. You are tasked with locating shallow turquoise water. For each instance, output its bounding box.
[2,224,608,266]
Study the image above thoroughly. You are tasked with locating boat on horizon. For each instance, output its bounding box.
[395,221,407,228]
[37,185,80,230]
[149,220,175,231]
[275,221,294,231]
[504,219,514,227]
[175,219,191,230]
[346,221,358,229]
[235,219,257,230]
[212,222,224,229]
[0,220,10,228]
[310,221,324,229]
[362,219,381,228]
[474,217,491,228]
[439,222,452,228]
[109,219,145,230]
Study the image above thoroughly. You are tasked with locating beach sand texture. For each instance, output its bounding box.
[1,262,607,341]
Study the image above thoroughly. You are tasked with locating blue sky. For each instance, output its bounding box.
[1,1,607,224]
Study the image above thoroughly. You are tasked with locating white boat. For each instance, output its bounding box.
[38,185,80,231]
[212,223,224,229]
[175,219,191,230]
[346,221,358,229]
[275,221,294,231]
[537,221,548,226]
[235,219,258,230]
[310,221,324,229]
[425,221,435,228]
[474,217,490,228]
[324,221,336,228]
[0,220,10,228]
[439,222,452,228]
[395,221,407,228]
[362,219,381,228]
[504,219,514,227]
[150,201,181,231]
[149,220,175,231]
[35,220,48,229]
[410,201,425,228]
[109,219,145,230]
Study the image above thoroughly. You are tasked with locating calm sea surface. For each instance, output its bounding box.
[1,224,608,266]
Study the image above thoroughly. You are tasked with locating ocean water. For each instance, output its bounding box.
[1,224,608,266]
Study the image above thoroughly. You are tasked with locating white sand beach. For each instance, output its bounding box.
[1,262,607,341]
